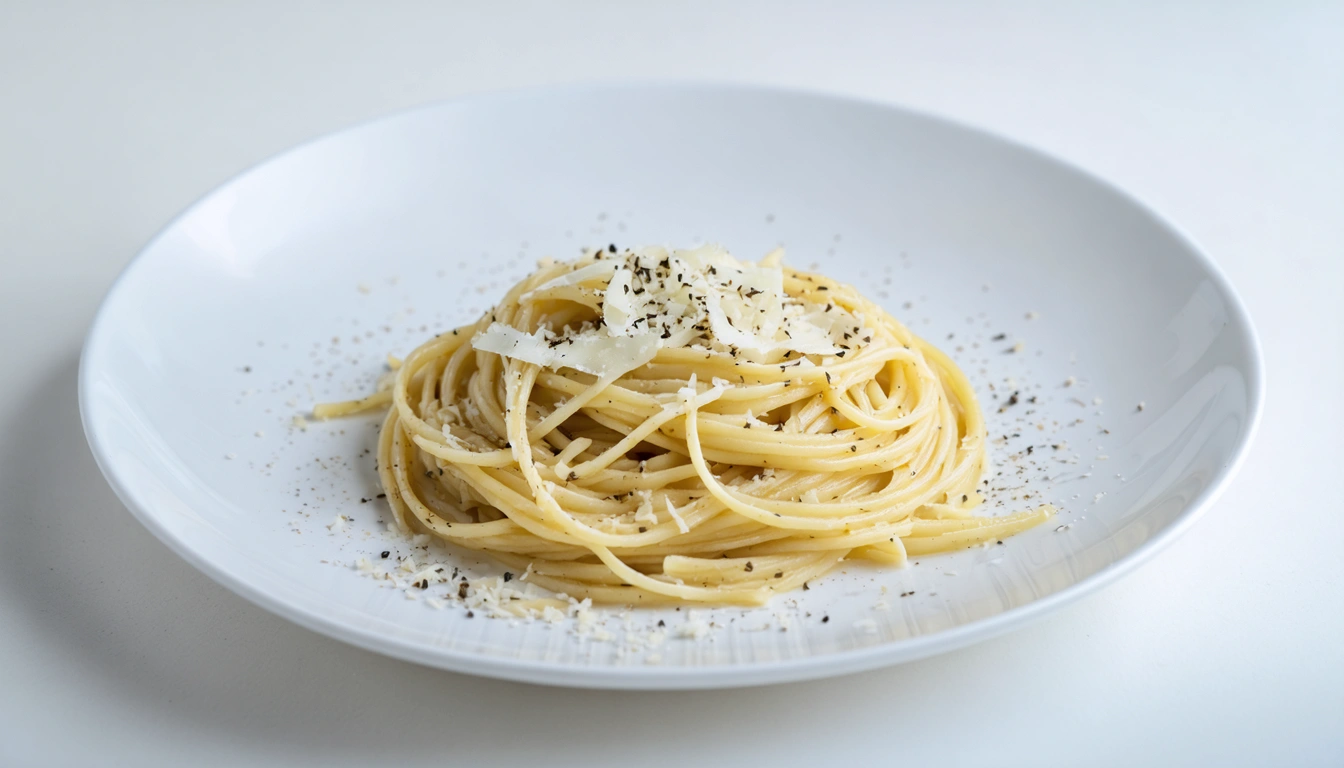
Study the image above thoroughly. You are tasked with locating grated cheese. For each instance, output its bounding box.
[633,490,658,525]
[675,611,712,639]
[664,496,690,534]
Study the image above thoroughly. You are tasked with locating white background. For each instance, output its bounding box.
[2,2,1340,766]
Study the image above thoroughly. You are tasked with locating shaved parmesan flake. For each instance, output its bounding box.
[524,258,619,297]
[472,323,658,376]
[603,267,636,333]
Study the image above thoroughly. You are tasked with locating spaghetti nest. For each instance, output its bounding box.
[320,246,1050,606]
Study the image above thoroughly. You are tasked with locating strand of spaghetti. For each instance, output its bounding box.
[312,389,392,419]
[901,507,1054,555]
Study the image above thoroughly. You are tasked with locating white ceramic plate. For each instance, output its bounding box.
[80,84,1263,689]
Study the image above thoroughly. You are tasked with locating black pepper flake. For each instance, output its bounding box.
[375,493,386,499]
[608,243,617,253]
[802,581,810,591]
[360,497,369,504]
[774,571,783,579]
[992,333,1007,341]
[380,550,390,559]
[466,611,474,618]
[458,580,469,599]
[821,615,830,623]
[658,619,666,627]
[567,471,578,481]
[900,591,915,597]
[502,572,514,582]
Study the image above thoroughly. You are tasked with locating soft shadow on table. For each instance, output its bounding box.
[0,354,1068,762]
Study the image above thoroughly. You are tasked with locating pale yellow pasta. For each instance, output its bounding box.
[319,248,1051,606]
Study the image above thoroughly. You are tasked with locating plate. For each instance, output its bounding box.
[79,83,1263,689]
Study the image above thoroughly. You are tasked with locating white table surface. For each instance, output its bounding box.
[2,2,1340,766]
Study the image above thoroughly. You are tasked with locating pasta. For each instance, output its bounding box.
[316,245,1051,606]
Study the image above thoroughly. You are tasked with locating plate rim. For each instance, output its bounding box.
[78,81,1266,689]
